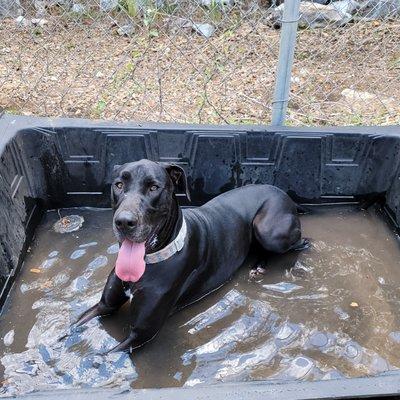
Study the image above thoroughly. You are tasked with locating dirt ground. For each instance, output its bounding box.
[0,12,399,126]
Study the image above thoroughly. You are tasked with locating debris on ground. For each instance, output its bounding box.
[270,1,359,29]
[53,215,84,233]
[192,22,215,38]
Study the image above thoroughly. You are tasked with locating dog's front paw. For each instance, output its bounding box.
[104,331,139,354]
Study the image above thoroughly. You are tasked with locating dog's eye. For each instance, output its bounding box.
[150,185,159,192]
[115,182,123,189]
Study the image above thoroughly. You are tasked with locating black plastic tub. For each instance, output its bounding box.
[1,113,400,399]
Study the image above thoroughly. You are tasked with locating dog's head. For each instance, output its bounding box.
[111,159,190,244]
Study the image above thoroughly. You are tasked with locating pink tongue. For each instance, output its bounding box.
[115,240,146,282]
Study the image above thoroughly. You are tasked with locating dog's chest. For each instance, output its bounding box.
[124,288,134,302]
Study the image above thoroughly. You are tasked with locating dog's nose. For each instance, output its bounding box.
[115,211,137,232]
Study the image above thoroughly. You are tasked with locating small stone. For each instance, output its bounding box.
[31,18,48,27]
[15,16,30,27]
[72,3,85,13]
[100,0,118,11]
[117,24,134,36]
[350,301,359,308]
[95,71,104,78]
[192,23,215,39]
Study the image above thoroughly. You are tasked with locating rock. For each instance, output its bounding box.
[72,2,85,13]
[117,24,134,36]
[357,0,400,19]
[192,22,215,38]
[1,0,22,18]
[31,17,48,27]
[270,1,359,28]
[15,15,31,27]
[100,0,118,11]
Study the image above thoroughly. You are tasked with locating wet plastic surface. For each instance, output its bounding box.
[1,114,400,398]
[1,206,400,397]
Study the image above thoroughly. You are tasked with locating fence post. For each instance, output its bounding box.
[271,0,301,126]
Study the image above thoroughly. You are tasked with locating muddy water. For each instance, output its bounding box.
[1,206,400,395]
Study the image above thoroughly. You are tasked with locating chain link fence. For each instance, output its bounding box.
[286,1,400,126]
[0,0,399,125]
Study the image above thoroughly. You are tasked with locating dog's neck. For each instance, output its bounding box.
[146,196,182,254]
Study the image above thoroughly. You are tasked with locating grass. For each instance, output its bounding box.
[122,0,139,18]
[93,99,107,117]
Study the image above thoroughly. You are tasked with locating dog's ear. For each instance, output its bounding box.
[164,163,191,202]
[110,164,121,210]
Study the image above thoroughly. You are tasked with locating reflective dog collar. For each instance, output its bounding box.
[144,217,187,264]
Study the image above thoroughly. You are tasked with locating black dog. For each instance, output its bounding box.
[75,159,308,352]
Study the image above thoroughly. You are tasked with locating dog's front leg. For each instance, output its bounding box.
[74,268,129,327]
[107,286,178,353]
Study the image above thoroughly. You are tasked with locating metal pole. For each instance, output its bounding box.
[271,0,301,126]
